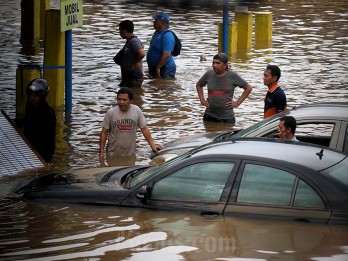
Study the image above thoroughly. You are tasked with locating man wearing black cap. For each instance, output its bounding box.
[24,78,56,163]
[147,11,176,79]
[196,53,252,125]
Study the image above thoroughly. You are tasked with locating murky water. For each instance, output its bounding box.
[0,0,348,260]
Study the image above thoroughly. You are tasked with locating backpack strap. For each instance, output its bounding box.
[123,36,143,55]
[151,30,174,54]
[161,30,174,51]
[126,35,137,43]
[122,36,138,49]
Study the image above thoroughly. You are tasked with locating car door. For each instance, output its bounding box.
[256,119,343,151]
[224,161,332,223]
[144,160,239,216]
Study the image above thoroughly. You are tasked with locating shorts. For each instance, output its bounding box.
[203,113,235,124]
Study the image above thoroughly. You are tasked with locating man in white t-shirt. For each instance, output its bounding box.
[99,87,163,166]
[277,116,299,142]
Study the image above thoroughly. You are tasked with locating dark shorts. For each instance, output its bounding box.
[203,113,235,124]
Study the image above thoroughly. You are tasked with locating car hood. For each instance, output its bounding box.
[17,166,150,206]
[151,130,242,159]
[150,130,243,164]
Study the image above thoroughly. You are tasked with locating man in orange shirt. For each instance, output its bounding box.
[263,65,287,118]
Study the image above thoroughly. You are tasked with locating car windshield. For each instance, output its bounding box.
[129,153,190,188]
[232,114,281,138]
[321,156,348,187]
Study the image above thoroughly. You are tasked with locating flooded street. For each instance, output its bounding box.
[0,0,348,260]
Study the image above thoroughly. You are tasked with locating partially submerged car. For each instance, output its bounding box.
[151,102,348,162]
[18,138,348,225]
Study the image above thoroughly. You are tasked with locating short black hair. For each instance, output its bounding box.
[280,116,296,134]
[117,87,133,100]
[266,64,281,82]
[119,20,134,33]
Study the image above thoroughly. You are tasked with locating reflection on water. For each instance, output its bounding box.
[0,0,348,260]
[0,202,347,260]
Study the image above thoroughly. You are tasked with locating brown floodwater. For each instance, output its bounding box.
[0,0,347,260]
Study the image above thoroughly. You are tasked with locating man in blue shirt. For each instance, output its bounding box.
[147,11,176,78]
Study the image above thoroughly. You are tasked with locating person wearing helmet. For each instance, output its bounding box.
[24,78,56,163]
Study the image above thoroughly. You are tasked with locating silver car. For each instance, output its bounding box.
[151,102,348,162]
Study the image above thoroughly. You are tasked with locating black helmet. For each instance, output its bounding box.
[26,78,49,97]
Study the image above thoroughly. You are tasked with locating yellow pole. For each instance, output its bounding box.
[16,65,41,120]
[44,9,65,109]
[235,11,252,51]
[32,0,41,41]
[40,0,50,40]
[218,22,238,54]
[255,12,272,48]
[20,0,40,43]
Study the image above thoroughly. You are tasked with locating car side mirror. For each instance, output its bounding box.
[136,185,148,204]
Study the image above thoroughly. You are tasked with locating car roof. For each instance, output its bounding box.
[235,102,348,139]
[190,138,347,172]
[282,102,348,120]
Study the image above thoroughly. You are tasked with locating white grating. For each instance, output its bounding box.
[0,110,45,176]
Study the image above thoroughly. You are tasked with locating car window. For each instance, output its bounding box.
[237,164,295,205]
[151,162,234,201]
[237,164,326,208]
[129,153,189,188]
[294,179,325,208]
[235,117,279,138]
[256,123,336,146]
[295,123,334,147]
[297,123,334,136]
[257,123,336,145]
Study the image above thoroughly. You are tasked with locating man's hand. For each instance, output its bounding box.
[226,96,240,108]
[155,67,161,78]
[152,144,164,154]
[99,152,106,167]
[200,98,209,108]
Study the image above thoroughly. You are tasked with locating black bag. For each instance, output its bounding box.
[113,49,124,65]
[163,30,182,57]
[113,36,138,65]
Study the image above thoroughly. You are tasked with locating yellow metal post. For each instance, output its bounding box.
[235,11,252,51]
[20,0,50,43]
[218,22,238,54]
[27,0,40,41]
[40,0,50,40]
[20,0,40,43]
[33,0,41,40]
[16,65,41,120]
[44,10,65,108]
[255,12,272,48]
